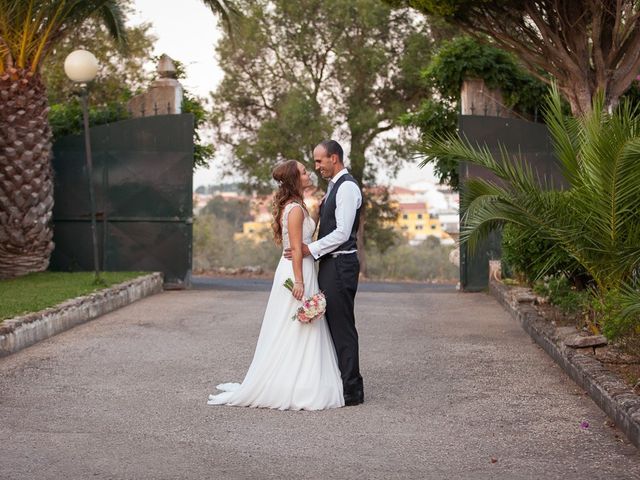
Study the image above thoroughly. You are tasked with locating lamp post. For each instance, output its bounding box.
[64,50,101,283]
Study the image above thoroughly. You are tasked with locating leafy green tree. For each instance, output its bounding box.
[43,2,154,138]
[421,84,640,338]
[363,187,400,254]
[212,0,434,271]
[182,89,215,170]
[393,0,640,115]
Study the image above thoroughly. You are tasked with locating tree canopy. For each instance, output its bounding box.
[211,0,437,266]
[211,0,434,188]
[395,0,640,115]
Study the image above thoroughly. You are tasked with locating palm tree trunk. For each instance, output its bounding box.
[0,68,55,279]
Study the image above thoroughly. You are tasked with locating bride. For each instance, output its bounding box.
[207,160,344,410]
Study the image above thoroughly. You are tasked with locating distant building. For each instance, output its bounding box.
[234,220,272,242]
[396,202,454,245]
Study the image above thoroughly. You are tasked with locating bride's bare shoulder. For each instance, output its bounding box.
[283,201,308,214]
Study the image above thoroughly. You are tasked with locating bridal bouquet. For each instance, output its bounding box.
[283,278,326,323]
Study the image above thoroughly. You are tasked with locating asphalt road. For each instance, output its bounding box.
[1,278,638,479]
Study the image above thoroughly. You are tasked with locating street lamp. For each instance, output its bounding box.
[64,49,101,283]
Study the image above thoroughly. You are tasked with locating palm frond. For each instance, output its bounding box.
[616,284,640,335]
[542,82,580,185]
[0,0,129,72]
[458,177,505,212]
[96,0,128,52]
[200,0,241,35]
[424,85,640,291]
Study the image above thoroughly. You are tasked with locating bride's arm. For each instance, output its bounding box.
[287,206,305,300]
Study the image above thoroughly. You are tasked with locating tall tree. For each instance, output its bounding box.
[212,0,433,271]
[392,0,640,115]
[0,0,235,279]
[0,0,128,280]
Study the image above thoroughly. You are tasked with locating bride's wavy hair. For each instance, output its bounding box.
[271,160,307,245]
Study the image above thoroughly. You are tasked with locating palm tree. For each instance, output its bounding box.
[0,0,236,280]
[419,84,640,336]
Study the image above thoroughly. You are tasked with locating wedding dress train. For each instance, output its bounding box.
[207,202,344,410]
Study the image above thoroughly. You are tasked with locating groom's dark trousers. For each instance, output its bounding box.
[316,171,364,401]
[318,253,363,400]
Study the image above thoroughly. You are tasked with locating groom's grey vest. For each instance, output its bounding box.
[318,173,361,256]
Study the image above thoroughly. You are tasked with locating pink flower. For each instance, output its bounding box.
[291,291,326,323]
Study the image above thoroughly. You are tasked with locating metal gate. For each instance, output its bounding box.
[458,115,564,291]
[50,114,194,287]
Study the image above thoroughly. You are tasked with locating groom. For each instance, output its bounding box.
[286,139,364,406]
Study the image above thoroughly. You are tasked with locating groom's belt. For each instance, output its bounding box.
[329,250,357,258]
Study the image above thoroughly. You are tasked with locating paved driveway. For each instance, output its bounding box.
[1,278,638,479]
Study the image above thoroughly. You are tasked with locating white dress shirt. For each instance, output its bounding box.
[308,168,362,260]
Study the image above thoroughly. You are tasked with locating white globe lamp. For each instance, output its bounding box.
[64,49,99,83]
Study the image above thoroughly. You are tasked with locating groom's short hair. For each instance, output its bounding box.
[318,140,343,164]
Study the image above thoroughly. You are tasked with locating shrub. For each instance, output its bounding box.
[533,275,590,316]
[501,223,589,287]
[595,287,640,341]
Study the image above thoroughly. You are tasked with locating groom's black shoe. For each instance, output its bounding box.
[344,392,364,406]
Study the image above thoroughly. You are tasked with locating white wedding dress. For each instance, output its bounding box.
[207,202,344,410]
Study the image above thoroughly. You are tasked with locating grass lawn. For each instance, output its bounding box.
[0,271,148,322]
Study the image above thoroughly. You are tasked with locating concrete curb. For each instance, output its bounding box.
[490,280,640,449]
[0,273,163,357]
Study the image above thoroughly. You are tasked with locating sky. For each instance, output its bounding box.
[128,0,438,190]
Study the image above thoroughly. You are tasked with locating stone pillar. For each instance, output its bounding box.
[128,54,183,118]
[460,78,513,118]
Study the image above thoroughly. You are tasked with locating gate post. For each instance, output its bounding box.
[128,54,183,118]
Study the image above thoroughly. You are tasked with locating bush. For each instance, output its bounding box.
[49,99,129,139]
[533,278,640,340]
[594,287,640,341]
[533,275,590,316]
[501,223,590,288]
[501,223,554,284]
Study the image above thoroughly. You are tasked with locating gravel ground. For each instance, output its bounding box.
[0,281,638,479]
